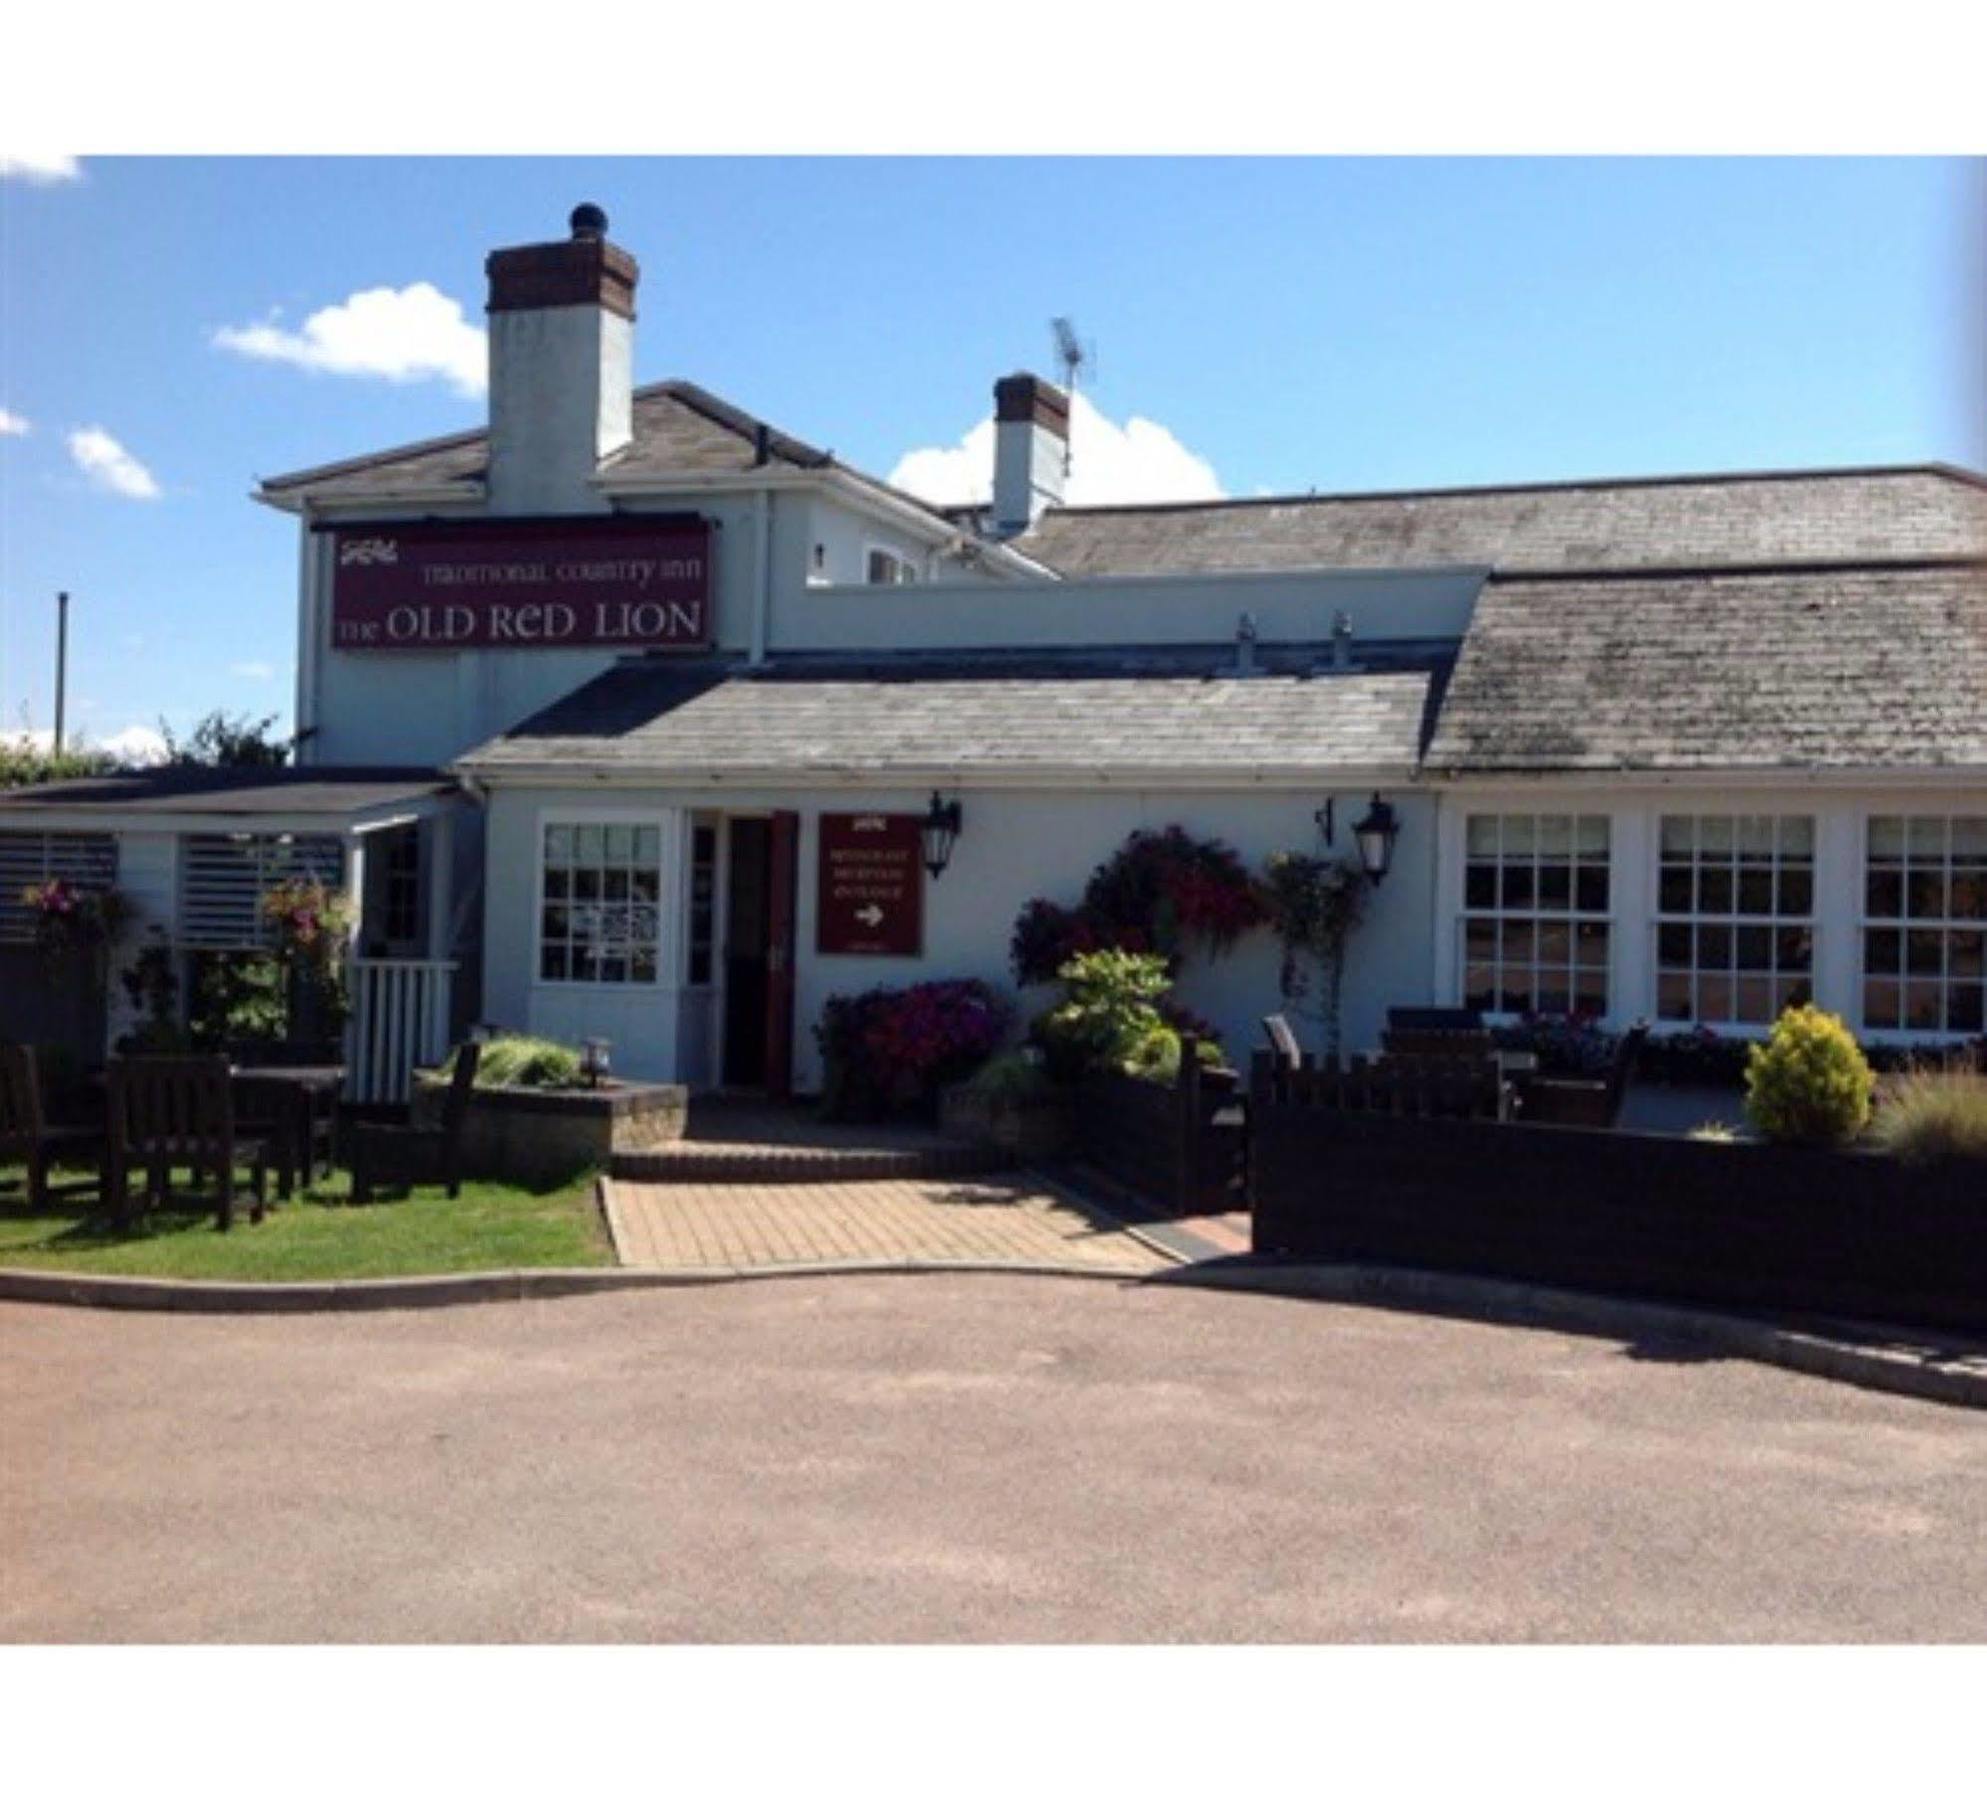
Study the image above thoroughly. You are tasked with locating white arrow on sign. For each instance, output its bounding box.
[855,904,886,927]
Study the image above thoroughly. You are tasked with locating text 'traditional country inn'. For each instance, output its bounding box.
[4,205,1984,1100]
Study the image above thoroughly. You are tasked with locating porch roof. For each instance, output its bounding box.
[0,766,459,835]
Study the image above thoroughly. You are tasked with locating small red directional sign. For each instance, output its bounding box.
[816,812,923,957]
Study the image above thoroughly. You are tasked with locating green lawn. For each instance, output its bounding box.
[0,1164,614,1282]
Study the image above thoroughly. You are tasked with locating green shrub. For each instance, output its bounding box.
[1033,949,1224,1085]
[451,1034,586,1090]
[1870,1068,1987,1165]
[1743,1006,1874,1147]
[964,1051,1056,1107]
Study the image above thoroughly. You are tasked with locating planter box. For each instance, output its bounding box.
[1250,1094,1987,1335]
[413,1076,687,1187]
[938,1084,1074,1161]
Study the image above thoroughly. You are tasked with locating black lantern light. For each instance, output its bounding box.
[1352,793,1401,885]
[920,791,963,879]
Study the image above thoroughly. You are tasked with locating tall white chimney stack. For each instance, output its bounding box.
[484,203,636,513]
[990,371,1069,535]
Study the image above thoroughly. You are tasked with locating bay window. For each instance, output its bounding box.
[1461,813,1611,1017]
[1654,814,1815,1026]
[1862,816,1986,1034]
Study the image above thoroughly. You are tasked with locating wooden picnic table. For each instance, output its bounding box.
[231,1065,344,1196]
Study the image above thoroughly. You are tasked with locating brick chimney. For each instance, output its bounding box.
[484,203,637,512]
[990,371,1068,535]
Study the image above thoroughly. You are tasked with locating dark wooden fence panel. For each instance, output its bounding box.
[1074,1037,1245,1216]
[1250,1081,1987,1335]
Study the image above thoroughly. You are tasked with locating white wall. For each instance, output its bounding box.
[479,780,1439,1088]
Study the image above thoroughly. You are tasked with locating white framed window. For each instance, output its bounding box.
[1861,815,1987,1035]
[1460,813,1611,1017]
[864,545,919,586]
[1654,814,1815,1026]
[538,821,663,985]
[686,821,717,988]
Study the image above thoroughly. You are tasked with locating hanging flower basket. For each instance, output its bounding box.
[261,878,352,965]
[21,878,131,959]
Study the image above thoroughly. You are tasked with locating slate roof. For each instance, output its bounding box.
[1013,466,1987,578]
[458,652,1440,779]
[1424,565,1987,774]
[0,767,457,817]
[256,380,948,525]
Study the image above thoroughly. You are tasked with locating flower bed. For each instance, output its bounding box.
[815,979,1010,1121]
[413,1073,687,1187]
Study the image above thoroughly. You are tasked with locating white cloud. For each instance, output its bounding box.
[229,660,277,680]
[0,407,28,437]
[97,724,169,765]
[215,282,487,398]
[887,390,1224,510]
[1,723,167,765]
[67,426,161,499]
[0,153,80,183]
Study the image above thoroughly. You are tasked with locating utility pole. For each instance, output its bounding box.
[53,591,69,755]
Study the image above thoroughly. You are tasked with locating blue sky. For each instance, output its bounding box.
[1,156,1981,752]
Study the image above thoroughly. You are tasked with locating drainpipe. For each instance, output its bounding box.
[749,487,772,667]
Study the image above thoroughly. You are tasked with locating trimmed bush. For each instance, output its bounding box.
[1743,1005,1874,1147]
[1871,1068,1987,1165]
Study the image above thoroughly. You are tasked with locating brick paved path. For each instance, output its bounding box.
[604,1172,1173,1273]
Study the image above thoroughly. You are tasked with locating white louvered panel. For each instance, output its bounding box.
[178,834,344,949]
[0,832,119,942]
[345,957,455,1104]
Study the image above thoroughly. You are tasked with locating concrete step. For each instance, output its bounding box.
[610,1138,1015,1185]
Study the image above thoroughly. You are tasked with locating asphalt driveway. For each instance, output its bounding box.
[4,1275,1983,1642]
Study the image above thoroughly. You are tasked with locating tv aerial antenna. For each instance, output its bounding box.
[1050,316,1093,477]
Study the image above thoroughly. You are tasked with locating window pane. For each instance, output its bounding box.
[1735,925,1772,971]
[604,868,630,902]
[1501,864,1535,908]
[1463,965,1496,1012]
[1464,917,1497,962]
[1950,931,1985,981]
[543,867,570,900]
[1736,869,1773,915]
[1905,981,1944,1030]
[1537,815,1571,856]
[1867,817,1905,858]
[1465,865,1496,908]
[1536,921,1571,968]
[1952,818,1987,857]
[1866,868,1903,918]
[1699,974,1733,1022]
[575,825,605,863]
[1503,816,1536,856]
[1574,866,1610,912]
[1499,972,1534,1015]
[1658,866,1693,913]
[1500,920,1535,965]
[1697,866,1733,913]
[1951,985,1984,1033]
[605,825,633,863]
[544,826,572,864]
[1907,929,1945,975]
[1738,816,1774,860]
[1778,927,1814,972]
[1865,927,1902,976]
[637,826,661,864]
[1657,972,1692,1021]
[1778,816,1815,856]
[1735,977,1773,1023]
[540,945,568,982]
[1573,967,1607,1016]
[541,903,569,943]
[574,868,600,902]
[1952,872,1987,921]
[1660,815,1694,856]
[1777,868,1813,916]
[1537,864,1571,911]
[1699,816,1733,855]
[631,867,660,903]
[1907,869,1947,919]
[1908,816,1947,858]
[1863,978,1899,1029]
[1575,922,1609,968]
[1575,816,1609,856]
[1466,816,1500,856]
[1657,923,1691,967]
[630,947,657,983]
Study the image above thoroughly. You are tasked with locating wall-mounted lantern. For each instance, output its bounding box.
[1352,793,1401,886]
[921,791,963,879]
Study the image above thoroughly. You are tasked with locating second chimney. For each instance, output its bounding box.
[484,203,637,513]
[990,372,1069,535]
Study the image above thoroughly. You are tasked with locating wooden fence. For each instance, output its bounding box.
[1073,1036,1246,1216]
[1249,1078,1987,1335]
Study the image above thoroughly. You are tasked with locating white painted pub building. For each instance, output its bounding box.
[3,206,1983,1098]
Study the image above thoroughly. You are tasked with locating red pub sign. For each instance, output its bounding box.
[816,812,924,957]
[328,515,712,652]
